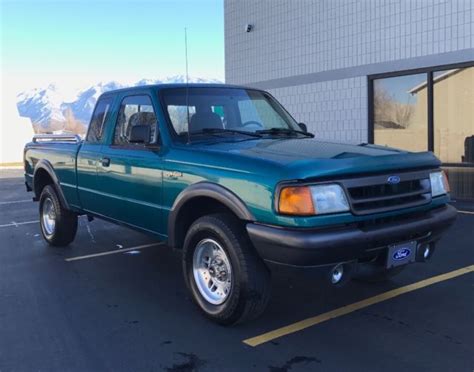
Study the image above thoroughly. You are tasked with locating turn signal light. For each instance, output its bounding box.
[442,171,451,193]
[278,186,315,215]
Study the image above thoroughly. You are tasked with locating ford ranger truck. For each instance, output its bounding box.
[24,84,457,325]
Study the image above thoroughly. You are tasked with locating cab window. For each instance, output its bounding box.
[113,95,157,146]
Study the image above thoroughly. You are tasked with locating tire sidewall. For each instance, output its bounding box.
[183,218,247,324]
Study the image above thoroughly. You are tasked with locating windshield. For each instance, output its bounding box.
[161,87,301,140]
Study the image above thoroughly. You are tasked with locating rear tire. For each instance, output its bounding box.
[39,185,77,247]
[183,213,271,325]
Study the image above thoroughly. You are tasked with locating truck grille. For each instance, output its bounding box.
[342,170,432,215]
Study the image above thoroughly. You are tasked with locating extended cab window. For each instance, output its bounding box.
[113,95,157,146]
[86,97,113,143]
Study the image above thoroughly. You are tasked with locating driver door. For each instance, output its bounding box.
[95,93,165,237]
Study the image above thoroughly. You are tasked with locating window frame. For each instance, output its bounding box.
[368,61,474,168]
[85,96,114,143]
[111,93,159,149]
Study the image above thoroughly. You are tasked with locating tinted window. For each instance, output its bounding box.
[373,73,427,152]
[238,99,287,129]
[161,88,299,138]
[167,105,196,134]
[86,97,113,143]
[433,67,474,164]
[113,95,157,145]
[371,65,474,200]
[434,67,474,200]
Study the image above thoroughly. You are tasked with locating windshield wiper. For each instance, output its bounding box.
[191,128,263,138]
[256,128,314,138]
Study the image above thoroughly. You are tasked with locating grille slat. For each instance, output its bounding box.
[350,185,430,204]
[343,171,432,215]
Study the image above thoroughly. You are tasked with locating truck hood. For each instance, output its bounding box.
[187,138,441,179]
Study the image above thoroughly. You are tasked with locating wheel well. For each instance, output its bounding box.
[34,168,54,199]
[173,197,242,249]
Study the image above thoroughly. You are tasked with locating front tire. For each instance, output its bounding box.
[39,185,78,247]
[183,213,271,325]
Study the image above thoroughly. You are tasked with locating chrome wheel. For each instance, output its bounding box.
[193,238,233,305]
[42,197,56,237]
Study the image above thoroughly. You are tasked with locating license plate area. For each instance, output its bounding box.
[386,241,416,268]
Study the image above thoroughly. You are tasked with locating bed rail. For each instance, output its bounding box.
[32,134,82,143]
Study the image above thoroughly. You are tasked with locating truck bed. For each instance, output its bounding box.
[24,138,82,208]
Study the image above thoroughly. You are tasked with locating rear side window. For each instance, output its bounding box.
[113,95,157,146]
[86,97,113,143]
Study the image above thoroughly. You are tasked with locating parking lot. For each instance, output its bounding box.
[0,168,473,372]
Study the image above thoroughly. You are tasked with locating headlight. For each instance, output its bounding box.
[278,184,350,216]
[430,171,450,197]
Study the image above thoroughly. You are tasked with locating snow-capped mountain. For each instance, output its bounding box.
[16,84,69,128]
[16,76,222,133]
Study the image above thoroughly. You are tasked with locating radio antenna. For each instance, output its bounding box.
[185,27,191,144]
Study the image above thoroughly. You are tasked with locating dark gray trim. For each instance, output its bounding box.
[247,205,457,267]
[367,75,374,144]
[33,160,71,210]
[82,209,167,241]
[167,182,255,248]
[427,71,434,152]
[243,49,474,90]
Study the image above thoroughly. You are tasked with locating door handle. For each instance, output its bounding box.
[101,157,111,167]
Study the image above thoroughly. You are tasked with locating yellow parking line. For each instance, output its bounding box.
[458,210,474,215]
[65,242,163,261]
[243,264,474,347]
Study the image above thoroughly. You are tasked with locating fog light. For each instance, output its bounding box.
[418,243,434,261]
[423,245,431,259]
[423,245,432,259]
[331,264,344,284]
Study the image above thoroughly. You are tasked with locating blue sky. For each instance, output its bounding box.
[375,74,427,104]
[1,0,224,94]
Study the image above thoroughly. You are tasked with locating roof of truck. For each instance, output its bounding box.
[100,83,254,97]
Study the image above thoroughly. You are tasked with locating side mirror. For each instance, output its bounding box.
[129,125,151,144]
[298,122,308,132]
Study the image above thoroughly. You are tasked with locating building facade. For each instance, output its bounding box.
[224,0,474,199]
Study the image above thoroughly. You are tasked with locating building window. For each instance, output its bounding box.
[434,67,474,199]
[370,63,474,199]
[433,67,474,165]
[373,74,427,152]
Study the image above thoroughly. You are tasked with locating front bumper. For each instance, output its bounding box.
[246,205,457,267]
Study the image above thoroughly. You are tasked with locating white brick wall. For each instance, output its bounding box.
[225,0,474,143]
[225,0,473,83]
[271,77,367,143]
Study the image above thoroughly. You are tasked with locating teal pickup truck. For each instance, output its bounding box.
[24,84,457,324]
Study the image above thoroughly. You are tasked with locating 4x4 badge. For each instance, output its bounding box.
[164,171,183,179]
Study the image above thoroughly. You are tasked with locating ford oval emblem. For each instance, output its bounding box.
[387,175,401,184]
[393,248,411,260]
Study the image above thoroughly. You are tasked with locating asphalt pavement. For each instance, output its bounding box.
[0,169,473,372]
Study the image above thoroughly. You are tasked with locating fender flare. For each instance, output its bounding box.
[33,159,70,210]
[167,182,255,248]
